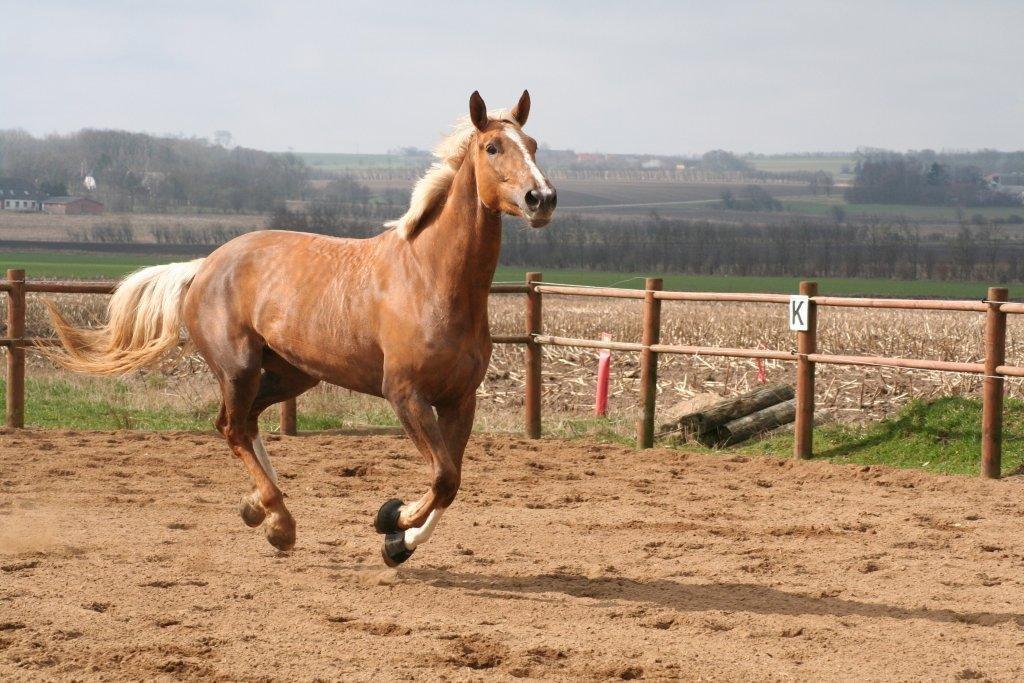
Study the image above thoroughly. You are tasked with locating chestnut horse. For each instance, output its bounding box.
[45,90,556,566]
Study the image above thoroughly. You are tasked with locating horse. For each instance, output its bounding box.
[44,90,557,566]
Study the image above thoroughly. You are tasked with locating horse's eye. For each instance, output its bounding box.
[486,143,498,155]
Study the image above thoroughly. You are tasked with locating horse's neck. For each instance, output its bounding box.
[415,156,502,304]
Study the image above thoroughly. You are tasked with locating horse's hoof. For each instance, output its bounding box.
[381,532,414,567]
[374,498,404,535]
[239,493,266,528]
[265,510,296,551]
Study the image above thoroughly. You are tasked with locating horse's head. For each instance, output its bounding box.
[469,90,557,228]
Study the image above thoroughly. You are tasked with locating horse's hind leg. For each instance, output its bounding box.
[238,353,318,530]
[197,333,298,552]
[217,368,298,551]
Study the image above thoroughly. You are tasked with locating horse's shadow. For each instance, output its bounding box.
[404,567,1023,628]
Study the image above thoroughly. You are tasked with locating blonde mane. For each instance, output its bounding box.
[386,109,515,239]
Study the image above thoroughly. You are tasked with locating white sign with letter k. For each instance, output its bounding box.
[789,295,809,331]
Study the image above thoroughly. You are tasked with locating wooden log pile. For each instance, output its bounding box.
[659,383,796,447]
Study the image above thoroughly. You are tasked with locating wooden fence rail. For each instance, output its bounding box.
[3,268,1023,477]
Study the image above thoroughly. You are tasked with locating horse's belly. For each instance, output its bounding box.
[265,331,385,397]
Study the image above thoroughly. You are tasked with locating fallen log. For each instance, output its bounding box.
[702,398,797,447]
[660,382,794,440]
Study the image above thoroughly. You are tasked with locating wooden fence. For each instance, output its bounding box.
[3,268,1023,478]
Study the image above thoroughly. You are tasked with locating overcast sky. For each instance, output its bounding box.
[2,1,1021,155]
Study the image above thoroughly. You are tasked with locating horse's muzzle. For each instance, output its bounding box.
[524,187,556,227]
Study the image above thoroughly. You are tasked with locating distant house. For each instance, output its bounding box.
[41,196,105,215]
[0,177,43,212]
[986,173,1024,204]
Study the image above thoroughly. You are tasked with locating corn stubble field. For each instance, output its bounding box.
[8,291,1024,436]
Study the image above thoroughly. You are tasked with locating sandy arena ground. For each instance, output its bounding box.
[2,429,1024,681]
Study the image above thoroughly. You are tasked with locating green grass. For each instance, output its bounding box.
[0,377,396,432]
[0,250,1014,298]
[1,252,174,279]
[781,196,1024,221]
[2,377,212,430]
[733,397,1024,476]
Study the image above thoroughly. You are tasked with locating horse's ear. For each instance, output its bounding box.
[511,90,531,127]
[469,91,488,132]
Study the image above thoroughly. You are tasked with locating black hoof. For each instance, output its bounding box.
[381,532,414,567]
[374,498,404,534]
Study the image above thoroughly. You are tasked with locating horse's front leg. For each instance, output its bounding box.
[374,385,464,566]
[397,394,475,551]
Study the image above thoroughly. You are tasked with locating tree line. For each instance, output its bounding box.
[0,128,308,212]
[266,200,1024,283]
[498,214,1024,282]
[845,153,1019,207]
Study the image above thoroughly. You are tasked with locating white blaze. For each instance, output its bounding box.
[503,126,551,191]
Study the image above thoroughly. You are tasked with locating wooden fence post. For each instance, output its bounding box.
[982,286,1008,478]
[794,281,818,459]
[5,269,26,429]
[637,278,663,448]
[525,272,543,438]
[279,398,297,436]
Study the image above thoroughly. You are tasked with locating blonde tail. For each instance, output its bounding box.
[43,259,204,376]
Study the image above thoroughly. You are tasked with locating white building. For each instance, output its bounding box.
[0,178,42,212]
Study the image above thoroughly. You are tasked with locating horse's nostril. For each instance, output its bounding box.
[525,190,541,209]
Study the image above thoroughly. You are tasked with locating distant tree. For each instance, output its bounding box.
[720,189,736,209]
[213,130,233,147]
[846,154,1013,207]
[830,205,846,224]
[745,185,782,211]
[319,176,371,205]
[950,226,976,278]
[39,179,67,197]
[719,186,781,211]
[925,162,948,187]
[699,150,752,173]
[821,174,834,196]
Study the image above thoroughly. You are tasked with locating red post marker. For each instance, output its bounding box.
[595,332,612,417]
[756,357,767,384]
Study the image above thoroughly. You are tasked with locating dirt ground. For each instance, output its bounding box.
[2,429,1024,681]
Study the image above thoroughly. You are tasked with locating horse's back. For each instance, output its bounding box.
[204,229,375,267]
[194,229,387,294]
[185,230,391,391]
